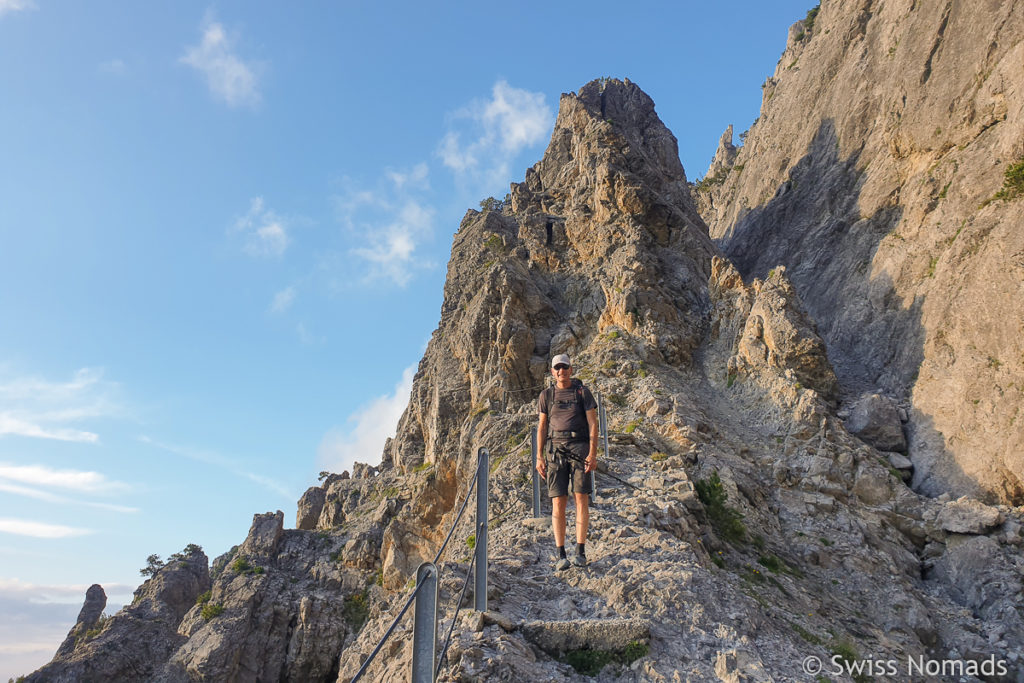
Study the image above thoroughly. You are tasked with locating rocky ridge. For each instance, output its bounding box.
[26,33,1024,683]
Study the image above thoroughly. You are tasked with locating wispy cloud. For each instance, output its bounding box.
[0,578,134,679]
[318,364,415,475]
[98,59,127,76]
[0,463,137,513]
[0,368,122,444]
[333,164,436,287]
[296,322,326,346]
[0,518,93,539]
[0,463,129,493]
[0,577,136,604]
[139,436,295,500]
[232,197,290,258]
[180,19,261,108]
[269,285,296,314]
[385,162,430,191]
[349,200,435,286]
[438,80,553,190]
[0,0,34,18]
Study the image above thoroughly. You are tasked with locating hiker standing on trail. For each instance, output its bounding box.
[537,353,599,570]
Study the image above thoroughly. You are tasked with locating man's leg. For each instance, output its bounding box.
[574,492,589,545]
[552,495,567,547]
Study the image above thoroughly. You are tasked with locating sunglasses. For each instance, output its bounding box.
[553,364,570,371]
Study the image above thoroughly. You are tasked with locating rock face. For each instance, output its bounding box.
[695,0,1024,504]
[53,584,106,659]
[26,547,210,683]
[27,60,1024,683]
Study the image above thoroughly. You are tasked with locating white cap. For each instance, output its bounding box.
[551,354,571,368]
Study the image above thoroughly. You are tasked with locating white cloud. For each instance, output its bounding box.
[350,200,435,286]
[386,162,430,191]
[139,436,295,500]
[0,578,133,682]
[0,463,137,513]
[0,0,34,18]
[318,364,415,475]
[0,368,121,444]
[438,80,553,189]
[180,20,261,108]
[0,463,128,493]
[0,518,93,539]
[232,197,290,258]
[0,577,136,604]
[334,165,436,287]
[269,285,296,314]
[0,481,138,513]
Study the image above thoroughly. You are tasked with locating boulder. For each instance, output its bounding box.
[937,497,1004,534]
[844,393,907,453]
[238,510,284,559]
[296,486,326,530]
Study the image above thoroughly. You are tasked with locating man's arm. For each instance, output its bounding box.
[536,413,548,477]
[585,408,599,473]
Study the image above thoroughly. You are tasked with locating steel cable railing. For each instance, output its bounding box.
[350,578,428,682]
[435,547,477,679]
[349,448,488,683]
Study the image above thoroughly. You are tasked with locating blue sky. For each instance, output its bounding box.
[0,0,814,676]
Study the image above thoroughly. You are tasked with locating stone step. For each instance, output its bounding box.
[478,611,650,656]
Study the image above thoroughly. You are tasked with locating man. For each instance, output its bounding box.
[537,353,599,570]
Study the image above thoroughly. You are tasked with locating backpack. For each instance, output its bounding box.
[545,378,588,441]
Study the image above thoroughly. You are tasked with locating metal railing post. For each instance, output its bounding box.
[412,562,438,683]
[475,447,488,612]
[531,427,542,517]
[594,392,607,501]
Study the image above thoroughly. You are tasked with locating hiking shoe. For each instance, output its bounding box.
[572,553,588,567]
[554,557,570,571]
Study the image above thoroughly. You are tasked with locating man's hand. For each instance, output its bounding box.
[585,452,597,474]
[536,457,546,478]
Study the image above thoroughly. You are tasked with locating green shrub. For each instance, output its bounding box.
[757,554,783,572]
[694,471,746,543]
[650,452,668,462]
[231,556,251,573]
[195,590,212,606]
[466,534,476,550]
[484,234,505,253]
[201,603,225,621]
[139,554,164,577]
[624,418,643,434]
[993,159,1024,201]
[479,197,501,212]
[695,169,729,192]
[344,590,370,632]
[804,4,820,34]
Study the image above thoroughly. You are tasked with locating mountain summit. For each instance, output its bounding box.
[26,7,1024,681]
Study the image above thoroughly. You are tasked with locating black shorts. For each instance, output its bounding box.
[546,440,592,497]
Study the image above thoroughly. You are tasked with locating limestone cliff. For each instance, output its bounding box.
[695,0,1024,505]
[25,58,1024,683]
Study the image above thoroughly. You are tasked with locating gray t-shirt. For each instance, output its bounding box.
[538,382,596,437]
